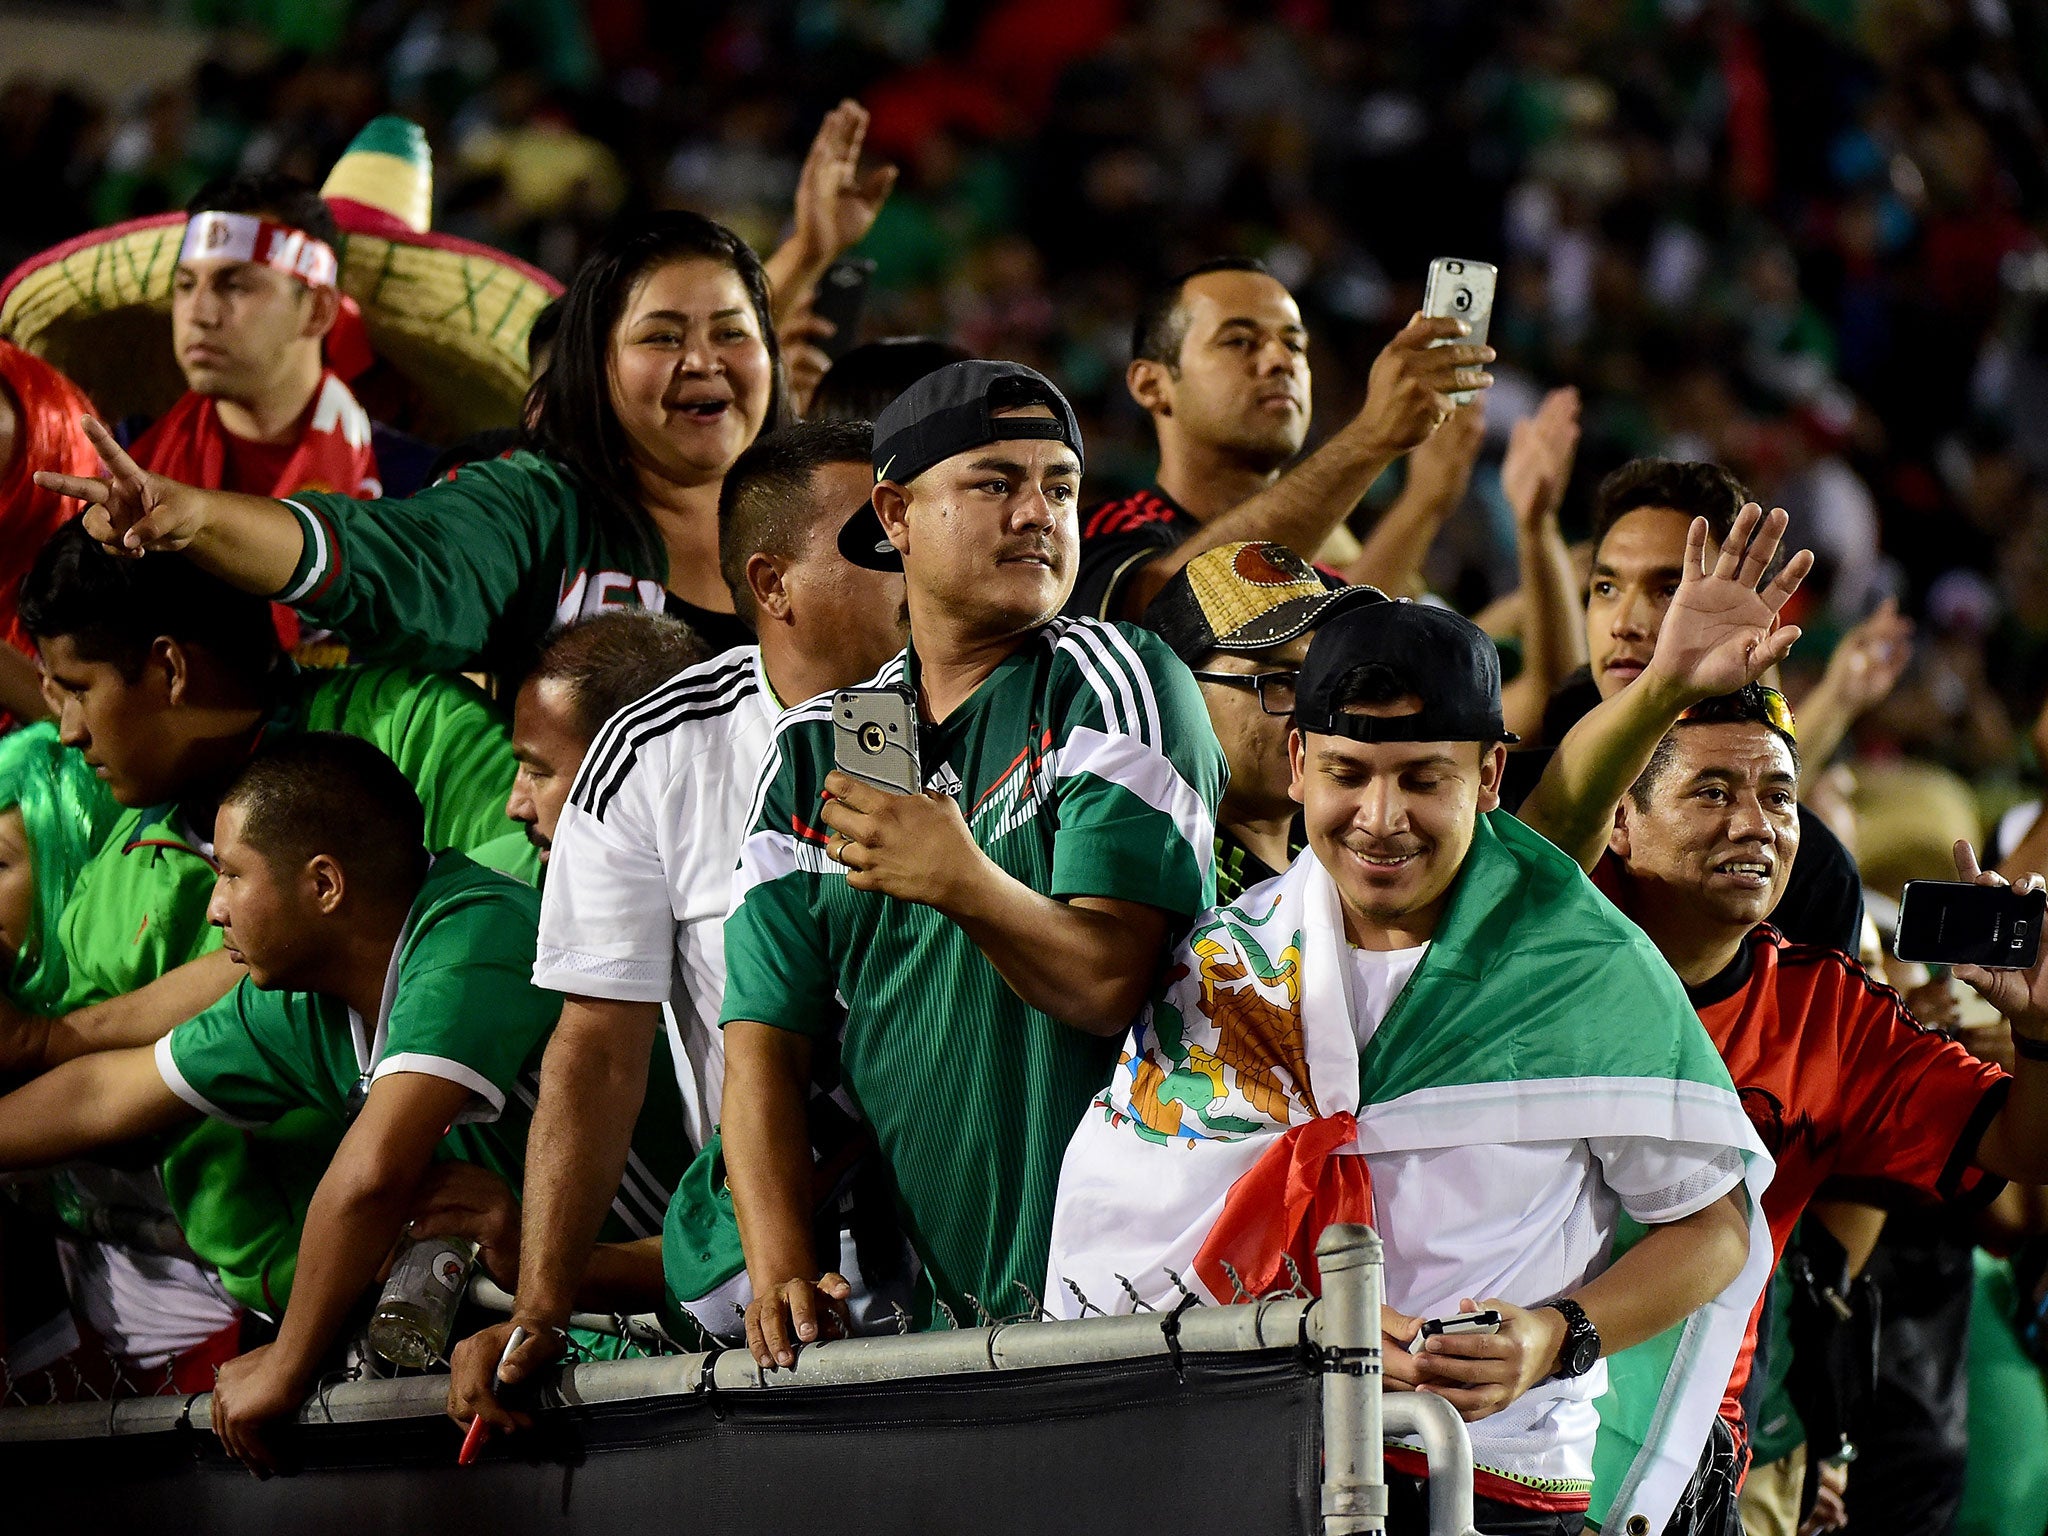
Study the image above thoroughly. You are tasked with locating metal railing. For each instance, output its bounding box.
[0,1223,1480,1536]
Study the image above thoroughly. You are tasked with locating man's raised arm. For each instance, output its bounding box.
[1952,844,2048,1186]
[1113,315,1494,619]
[1517,504,1812,870]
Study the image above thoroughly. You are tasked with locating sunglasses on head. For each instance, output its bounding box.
[1677,684,1797,741]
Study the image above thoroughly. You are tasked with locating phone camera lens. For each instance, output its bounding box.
[1453,287,1473,312]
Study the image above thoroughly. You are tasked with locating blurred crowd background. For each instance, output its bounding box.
[8,0,2048,847]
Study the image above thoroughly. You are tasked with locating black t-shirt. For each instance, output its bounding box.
[1065,487,1199,621]
[667,595,754,657]
[1505,668,1866,954]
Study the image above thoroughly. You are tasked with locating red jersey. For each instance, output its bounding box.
[1594,857,2010,1420]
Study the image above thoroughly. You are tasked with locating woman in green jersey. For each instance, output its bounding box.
[39,211,788,675]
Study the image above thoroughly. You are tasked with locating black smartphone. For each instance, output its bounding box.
[813,257,876,362]
[1895,879,2046,970]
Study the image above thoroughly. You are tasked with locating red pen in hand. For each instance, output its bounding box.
[457,1324,529,1466]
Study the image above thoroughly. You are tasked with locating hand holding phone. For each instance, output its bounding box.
[1408,1307,1502,1352]
[1422,259,1498,406]
[1896,876,2045,970]
[833,687,922,796]
[1937,841,2048,1043]
[812,258,876,362]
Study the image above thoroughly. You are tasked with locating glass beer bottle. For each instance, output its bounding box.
[368,1235,479,1368]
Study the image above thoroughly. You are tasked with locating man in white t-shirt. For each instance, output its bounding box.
[443,419,908,1428]
[1046,600,1770,1536]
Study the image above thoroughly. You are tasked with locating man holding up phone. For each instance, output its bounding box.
[721,361,1226,1364]
[1067,258,1494,623]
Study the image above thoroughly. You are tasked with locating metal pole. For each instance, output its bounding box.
[1315,1223,1386,1534]
[1382,1395,1480,1536]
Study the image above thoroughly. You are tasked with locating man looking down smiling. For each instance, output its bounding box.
[1046,599,1771,1536]
[719,361,1226,1366]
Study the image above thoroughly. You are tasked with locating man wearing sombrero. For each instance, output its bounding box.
[1,115,561,471]
[135,172,400,508]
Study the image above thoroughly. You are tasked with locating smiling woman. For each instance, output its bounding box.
[34,211,791,681]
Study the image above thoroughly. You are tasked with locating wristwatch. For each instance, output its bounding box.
[1542,1297,1600,1378]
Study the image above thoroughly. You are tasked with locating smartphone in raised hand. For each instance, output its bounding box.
[1896,879,2047,970]
[1422,258,1498,406]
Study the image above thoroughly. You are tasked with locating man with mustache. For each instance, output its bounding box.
[445,421,915,1426]
[720,363,1226,1368]
[1582,670,2048,1533]
[1068,258,1494,623]
[1511,462,1864,955]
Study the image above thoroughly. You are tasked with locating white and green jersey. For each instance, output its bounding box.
[719,617,1227,1320]
[157,854,684,1248]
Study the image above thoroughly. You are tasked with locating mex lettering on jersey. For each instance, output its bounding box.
[555,567,670,628]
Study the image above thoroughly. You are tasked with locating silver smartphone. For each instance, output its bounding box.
[1409,1307,1503,1352]
[1422,257,1498,406]
[832,687,922,796]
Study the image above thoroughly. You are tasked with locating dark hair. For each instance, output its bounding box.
[1628,684,1801,809]
[222,733,427,900]
[809,337,970,422]
[529,611,709,741]
[187,172,339,252]
[1131,257,1276,368]
[717,420,876,615]
[526,297,564,378]
[1591,459,1752,552]
[525,211,790,564]
[19,521,283,692]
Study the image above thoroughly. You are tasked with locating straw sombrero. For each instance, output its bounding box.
[0,117,562,443]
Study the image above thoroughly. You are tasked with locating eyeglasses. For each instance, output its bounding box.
[1678,684,1798,741]
[1189,668,1299,717]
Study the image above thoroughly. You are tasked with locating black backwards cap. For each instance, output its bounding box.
[838,359,1085,572]
[1296,599,1520,745]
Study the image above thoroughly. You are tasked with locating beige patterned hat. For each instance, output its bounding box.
[0,116,561,442]
[1143,541,1386,664]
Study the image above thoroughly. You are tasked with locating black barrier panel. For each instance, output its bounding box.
[5,1350,1321,1536]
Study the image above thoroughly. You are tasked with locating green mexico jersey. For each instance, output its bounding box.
[719,617,1226,1319]
[156,854,686,1245]
[54,662,518,1012]
[48,664,518,1312]
[283,450,670,676]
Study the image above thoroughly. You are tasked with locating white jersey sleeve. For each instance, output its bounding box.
[534,649,761,1001]
[535,762,676,1001]
[1589,1136,1746,1226]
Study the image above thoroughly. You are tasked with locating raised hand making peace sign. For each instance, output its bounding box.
[34,415,306,594]
[33,416,198,558]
